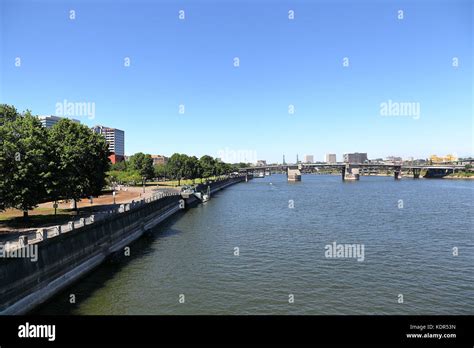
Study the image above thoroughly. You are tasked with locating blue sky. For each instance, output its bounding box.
[1,0,472,163]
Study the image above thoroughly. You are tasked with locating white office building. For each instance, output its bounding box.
[37,115,80,128]
[92,125,125,156]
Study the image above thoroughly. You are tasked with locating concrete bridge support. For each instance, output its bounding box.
[393,166,402,180]
[352,167,360,180]
[287,168,302,182]
[344,164,360,181]
[413,168,421,179]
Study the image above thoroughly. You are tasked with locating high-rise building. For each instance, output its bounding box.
[256,160,267,166]
[343,152,368,164]
[37,115,80,128]
[92,125,125,163]
[325,154,337,164]
[304,155,314,163]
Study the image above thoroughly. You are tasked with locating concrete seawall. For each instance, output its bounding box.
[0,176,246,315]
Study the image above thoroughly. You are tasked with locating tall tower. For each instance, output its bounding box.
[283,154,286,165]
[296,154,299,164]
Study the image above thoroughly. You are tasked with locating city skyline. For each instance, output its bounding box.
[32,113,474,164]
[32,114,472,164]
[1,0,472,163]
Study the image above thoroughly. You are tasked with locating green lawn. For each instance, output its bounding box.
[0,207,97,229]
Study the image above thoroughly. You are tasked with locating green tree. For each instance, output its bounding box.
[236,162,249,169]
[49,119,110,211]
[116,169,141,185]
[128,152,155,188]
[107,170,142,186]
[110,160,128,171]
[83,130,111,197]
[167,153,188,186]
[0,112,51,217]
[129,153,154,179]
[216,162,235,177]
[154,163,168,180]
[199,155,216,178]
[0,104,21,210]
[183,156,200,183]
[0,104,19,126]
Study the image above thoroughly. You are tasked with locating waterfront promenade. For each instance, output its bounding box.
[0,176,247,314]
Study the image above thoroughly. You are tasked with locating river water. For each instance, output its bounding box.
[37,174,474,315]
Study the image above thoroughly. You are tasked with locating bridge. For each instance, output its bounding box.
[239,163,466,181]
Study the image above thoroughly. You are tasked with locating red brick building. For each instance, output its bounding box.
[109,153,125,164]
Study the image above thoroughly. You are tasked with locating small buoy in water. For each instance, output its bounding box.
[269,183,273,185]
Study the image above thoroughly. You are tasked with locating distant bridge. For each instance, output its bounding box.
[239,163,466,181]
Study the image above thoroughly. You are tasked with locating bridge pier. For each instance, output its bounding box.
[341,167,345,181]
[413,168,420,179]
[352,167,360,180]
[287,167,302,182]
[393,166,401,180]
[344,164,360,181]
